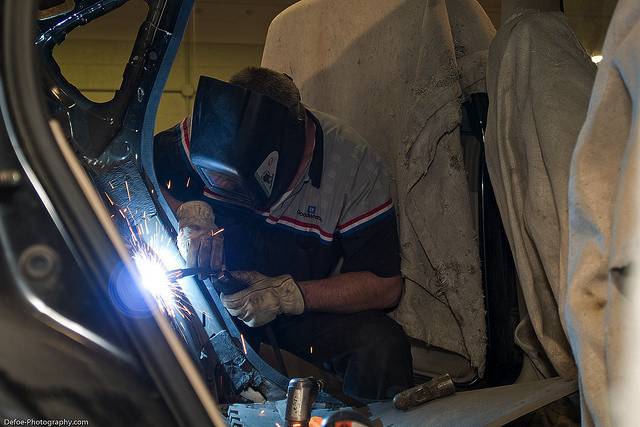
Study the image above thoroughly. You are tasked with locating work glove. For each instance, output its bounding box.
[221,271,305,327]
[176,201,224,277]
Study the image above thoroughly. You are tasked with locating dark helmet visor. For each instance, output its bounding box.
[189,76,306,211]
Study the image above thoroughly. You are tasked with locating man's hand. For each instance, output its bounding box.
[176,201,224,277]
[221,271,305,327]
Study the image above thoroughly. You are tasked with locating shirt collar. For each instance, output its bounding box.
[306,109,324,189]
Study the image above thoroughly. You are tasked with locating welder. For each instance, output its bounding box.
[153,67,413,400]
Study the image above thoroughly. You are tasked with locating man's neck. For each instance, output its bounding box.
[287,111,316,192]
[267,111,316,212]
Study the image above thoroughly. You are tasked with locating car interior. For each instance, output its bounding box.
[0,0,614,425]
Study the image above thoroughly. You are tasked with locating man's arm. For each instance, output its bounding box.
[309,143,402,314]
[299,272,402,313]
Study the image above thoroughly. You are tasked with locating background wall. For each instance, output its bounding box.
[52,0,616,133]
[53,0,297,132]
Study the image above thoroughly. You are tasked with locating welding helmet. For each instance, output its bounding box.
[189,76,306,211]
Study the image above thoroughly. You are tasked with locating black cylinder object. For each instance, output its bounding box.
[392,373,456,410]
[285,377,321,426]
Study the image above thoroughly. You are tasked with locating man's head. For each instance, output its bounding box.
[187,72,308,210]
[229,67,304,121]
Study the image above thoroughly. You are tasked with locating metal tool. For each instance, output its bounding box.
[166,268,250,295]
[285,377,321,427]
[165,267,211,281]
[392,373,456,411]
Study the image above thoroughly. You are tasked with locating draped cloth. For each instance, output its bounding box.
[485,10,596,381]
[262,0,495,375]
[565,0,640,425]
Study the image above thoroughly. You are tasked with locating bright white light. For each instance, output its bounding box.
[124,216,187,317]
[133,253,176,308]
[592,55,603,64]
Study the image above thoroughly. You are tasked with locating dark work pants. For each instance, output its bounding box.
[266,310,414,400]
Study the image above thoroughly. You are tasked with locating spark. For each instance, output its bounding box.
[124,215,139,246]
[211,228,224,237]
[175,301,193,316]
[166,180,172,190]
[276,423,282,427]
[128,217,186,319]
[108,180,115,190]
[310,346,313,354]
[104,192,115,206]
[240,334,248,354]
[259,410,265,416]
[125,180,131,202]
[108,175,188,321]
[133,249,178,316]
[186,177,191,188]
[201,311,217,325]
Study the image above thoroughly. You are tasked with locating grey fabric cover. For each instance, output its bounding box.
[262,0,495,375]
[485,10,596,381]
[565,0,640,425]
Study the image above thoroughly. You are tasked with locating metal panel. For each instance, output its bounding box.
[367,378,577,427]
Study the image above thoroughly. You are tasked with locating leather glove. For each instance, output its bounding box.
[221,271,305,327]
[176,201,224,277]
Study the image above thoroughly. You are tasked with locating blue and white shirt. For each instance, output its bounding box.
[154,108,400,281]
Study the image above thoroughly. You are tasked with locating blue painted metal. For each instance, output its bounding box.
[37,0,293,404]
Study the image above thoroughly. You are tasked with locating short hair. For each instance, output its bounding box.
[229,67,303,120]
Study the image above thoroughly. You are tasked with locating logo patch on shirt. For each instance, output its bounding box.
[255,151,278,196]
[298,205,322,221]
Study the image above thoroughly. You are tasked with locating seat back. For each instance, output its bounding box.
[262,0,496,378]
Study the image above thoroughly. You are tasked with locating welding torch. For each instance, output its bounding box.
[166,267,249,295]
[166,267,216,282]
